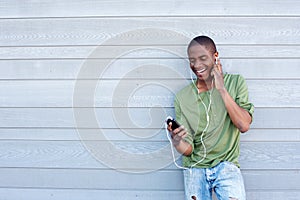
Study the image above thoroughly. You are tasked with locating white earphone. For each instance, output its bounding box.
[166,67,214,170]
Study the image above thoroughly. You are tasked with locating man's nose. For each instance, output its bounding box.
[194,60,204,68]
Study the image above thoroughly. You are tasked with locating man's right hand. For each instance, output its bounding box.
[167,122,188,146]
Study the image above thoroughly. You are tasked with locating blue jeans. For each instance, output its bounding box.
[183,161,246,200]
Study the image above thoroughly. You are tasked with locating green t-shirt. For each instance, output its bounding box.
[174,73,254,168]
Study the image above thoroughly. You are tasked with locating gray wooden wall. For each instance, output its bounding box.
[0,0,299,199]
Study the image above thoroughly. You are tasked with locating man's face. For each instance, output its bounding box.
[188,44,216,81]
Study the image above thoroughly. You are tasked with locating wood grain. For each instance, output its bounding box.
[0,188,298,200]
[0,141,299,170]
[0,17,299,46]
[0,128,299,142]
[1,45,300,59]
[0,168,299,190]
[0,107,298,129]
[0,188,185,200]
[1,0,300,18]
[0,80,299,107]
[0,59,300,80]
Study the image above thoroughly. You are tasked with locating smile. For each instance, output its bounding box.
[196,68,207,74]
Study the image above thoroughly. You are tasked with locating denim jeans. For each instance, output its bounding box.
[183,161,246,200]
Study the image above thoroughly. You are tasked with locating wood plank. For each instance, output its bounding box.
[240,142,300,170]
[0,140,175,171]
[0,59,300,80]
[0,17,300,46]
[0,188,185,200]
[243,170,300,190]
[1,45,300,60]
[0,80,299,107]
[1,0,299,18]
[0,128,167,141]
[0,168,184,190]
[0,107,298,129]
[242,129,300,142]
[246,191,300,200]
[0,168,298,190]
[1,128,299,142]
[0,141,299,170]
[0,188,298,200]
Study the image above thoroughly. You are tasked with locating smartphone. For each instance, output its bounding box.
[166,118,180,131]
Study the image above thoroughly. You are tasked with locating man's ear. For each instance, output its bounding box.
[214,52,219,65]
[214,52,219,63]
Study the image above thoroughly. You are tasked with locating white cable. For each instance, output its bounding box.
[165,116,189,170]
[165,77,213,170]
[190,79,213,168]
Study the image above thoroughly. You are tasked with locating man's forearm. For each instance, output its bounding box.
[218,88,252,133]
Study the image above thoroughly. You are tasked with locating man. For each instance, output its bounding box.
[168,36,254,200]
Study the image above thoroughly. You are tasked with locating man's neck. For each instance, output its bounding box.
[196,78,213,93]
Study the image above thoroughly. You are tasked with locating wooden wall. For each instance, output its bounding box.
[0,0,299,199]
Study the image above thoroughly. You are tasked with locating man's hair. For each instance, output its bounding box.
[187,35,217,55]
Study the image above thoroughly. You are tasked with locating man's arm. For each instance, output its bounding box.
[212,58,252,133]
[218,89,252,133]
[167,124,193,156]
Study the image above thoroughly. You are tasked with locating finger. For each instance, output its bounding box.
[177,129,188,138]
[178,126,188,135]
[216,57,223,74]
[167,122,172,130]
[211,67,218,77]
[173,128,187,141]
[173,125,184,135]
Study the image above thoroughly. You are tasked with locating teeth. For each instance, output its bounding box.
[197,68,206,73]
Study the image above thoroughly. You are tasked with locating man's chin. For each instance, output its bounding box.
[197,74,213,82]
[197,73,208,80]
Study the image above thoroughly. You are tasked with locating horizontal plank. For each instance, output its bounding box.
[0,80,299,107]
[0,141,299,170]
[0,140,174,170]
[0,59,300,80]
[0,17,300,46]
[0,128,169,141]
[242,129,300,142]
[0,128,170,142]
[240,142,300,170]
[0,168,299,190]
[244,170,300,190]
[246,191,300,200]
[1,128,299,142]
[0,188,299,200]
[0,168,184,190]
[1,45,300,59]
[1,0,300,18]
[0,188,185,200]
[0,108,298,129]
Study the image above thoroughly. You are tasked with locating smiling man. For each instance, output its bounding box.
[168,36,254,200]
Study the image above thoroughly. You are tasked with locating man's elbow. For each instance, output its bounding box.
[238,112,252,133]
[238,122,250,133]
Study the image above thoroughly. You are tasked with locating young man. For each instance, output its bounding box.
[168,36,254,200]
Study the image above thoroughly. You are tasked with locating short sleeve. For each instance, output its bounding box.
[235,75,255,121]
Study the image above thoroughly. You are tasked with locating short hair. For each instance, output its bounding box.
[187,35,217,55]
